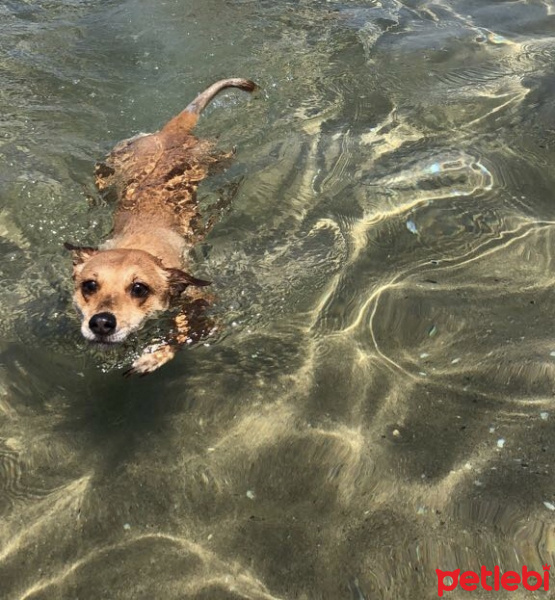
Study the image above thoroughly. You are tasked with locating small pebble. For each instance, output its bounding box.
[497,438,505,449]
[406,220,418,234]
[540,412,549,421]
[123,523,131,530]
[246,490,255,500]
[543,501,555,511]
[429,163,441,174]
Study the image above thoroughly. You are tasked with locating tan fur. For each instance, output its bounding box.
[67,78,257,375]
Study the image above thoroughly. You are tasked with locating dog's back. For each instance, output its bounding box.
[95,78,257,238]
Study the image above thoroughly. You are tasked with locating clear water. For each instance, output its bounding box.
[1,0,555,598]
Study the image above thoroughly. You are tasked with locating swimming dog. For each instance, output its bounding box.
[66,78,257,375]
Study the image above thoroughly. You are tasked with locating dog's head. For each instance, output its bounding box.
[65,243,210,345]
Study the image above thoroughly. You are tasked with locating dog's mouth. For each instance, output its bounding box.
[81,324,132,346]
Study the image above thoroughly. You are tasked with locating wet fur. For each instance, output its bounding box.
[67,78,257,375]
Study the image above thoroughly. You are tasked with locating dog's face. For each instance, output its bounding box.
[66,245,209,345]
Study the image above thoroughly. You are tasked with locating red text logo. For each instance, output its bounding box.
[436,565,550,596]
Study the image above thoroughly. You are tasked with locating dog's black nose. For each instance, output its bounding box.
[89,312,117,336]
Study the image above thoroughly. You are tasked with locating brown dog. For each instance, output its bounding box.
[66,78,257,375]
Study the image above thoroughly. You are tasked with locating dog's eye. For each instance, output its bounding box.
[130,282,150,299]
[81,280,98,295]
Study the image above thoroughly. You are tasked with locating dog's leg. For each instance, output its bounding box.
[124,298,212,376]
[123,313,187,376]
[125,342,178,377]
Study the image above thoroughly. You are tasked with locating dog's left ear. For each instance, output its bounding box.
[166,268,211,297]
[64,242,98,266]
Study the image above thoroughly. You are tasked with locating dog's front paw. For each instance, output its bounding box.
[123,344,177,377]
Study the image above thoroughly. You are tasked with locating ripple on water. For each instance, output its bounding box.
[14,534,282,600]
[353,223,555,398]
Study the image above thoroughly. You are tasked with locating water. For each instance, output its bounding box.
[1,0,555,598]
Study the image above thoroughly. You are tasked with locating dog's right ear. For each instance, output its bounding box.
[64,242,98,267]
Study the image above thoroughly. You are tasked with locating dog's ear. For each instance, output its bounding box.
[165,268,211,297]
[64,242,98,266]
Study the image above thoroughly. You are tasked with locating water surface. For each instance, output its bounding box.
[1,0,555,598]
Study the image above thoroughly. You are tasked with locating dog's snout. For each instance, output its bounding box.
[89,312,117,336]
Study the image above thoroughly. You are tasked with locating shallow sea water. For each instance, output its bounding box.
[1,0,555,598]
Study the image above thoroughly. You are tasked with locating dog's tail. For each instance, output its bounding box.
[159,78,258,139]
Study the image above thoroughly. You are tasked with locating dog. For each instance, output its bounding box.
[65,78,257,375]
